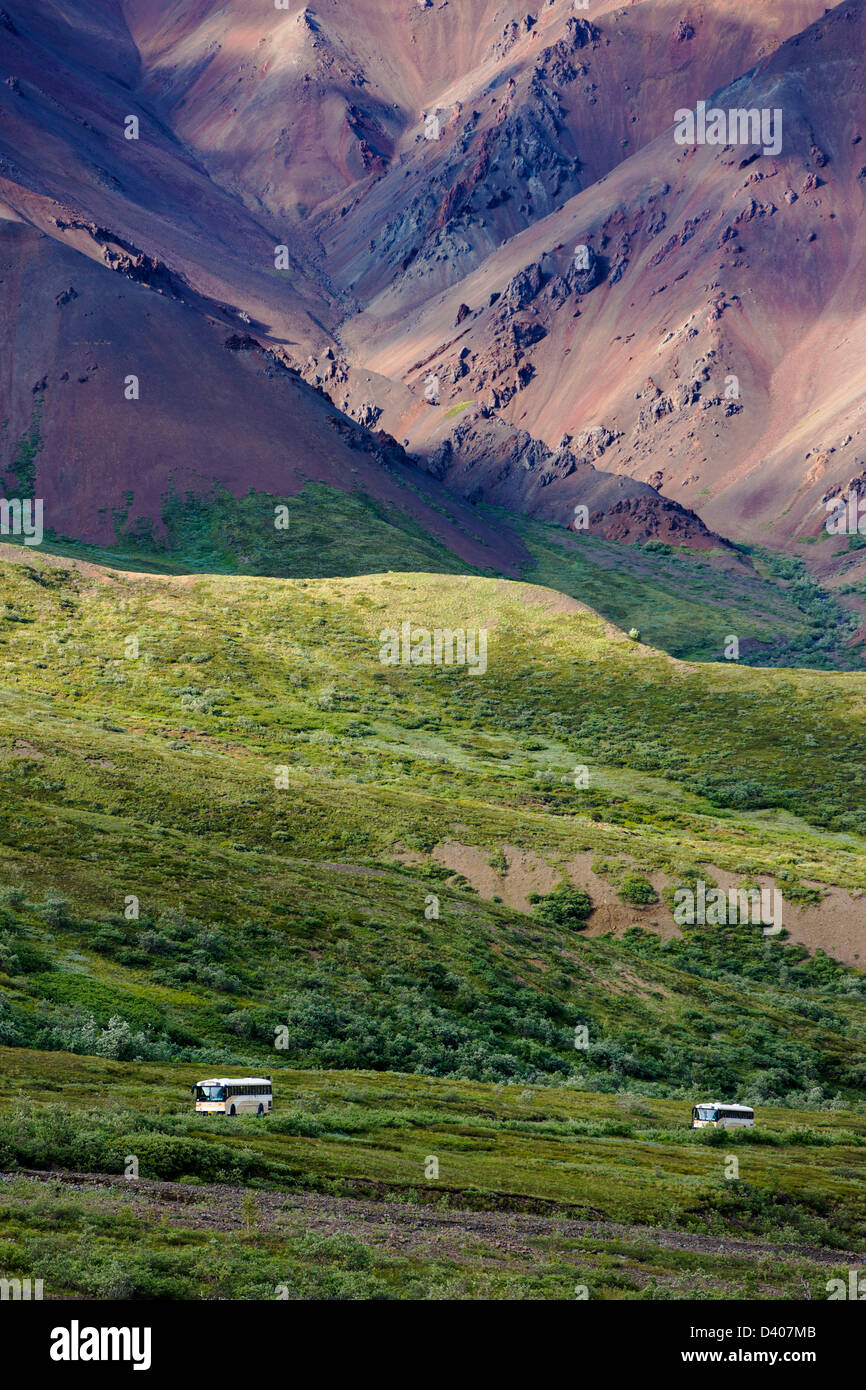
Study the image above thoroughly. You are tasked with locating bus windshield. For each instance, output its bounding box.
[696,1106,718,1122]
[196,1085,226,1102]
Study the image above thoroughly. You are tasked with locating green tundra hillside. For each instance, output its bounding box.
[0,547,864,1299]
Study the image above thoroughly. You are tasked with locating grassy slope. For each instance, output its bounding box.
[0,551,864,1297]
[510,514,861,668]
[10,478,863,667]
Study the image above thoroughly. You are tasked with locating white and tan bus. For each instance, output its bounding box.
[691,1101,754,1130]
[193,1077,273,1116]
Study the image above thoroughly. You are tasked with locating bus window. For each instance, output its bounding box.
[196,1084,226,1102]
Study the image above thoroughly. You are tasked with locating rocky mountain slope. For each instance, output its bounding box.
[334,1,866,558]
[2,0,865,572]
[0,0,804,560]
[0,212,531,569]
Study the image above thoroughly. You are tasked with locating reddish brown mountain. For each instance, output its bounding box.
[1,0,864,571]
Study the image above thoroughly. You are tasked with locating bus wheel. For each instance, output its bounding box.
[229,1104,236,1116]
[257,1103,264,1116]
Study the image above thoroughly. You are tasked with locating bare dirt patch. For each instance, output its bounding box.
[395,842,864,965]
[0,740,45,759]
[703,865,866,967]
